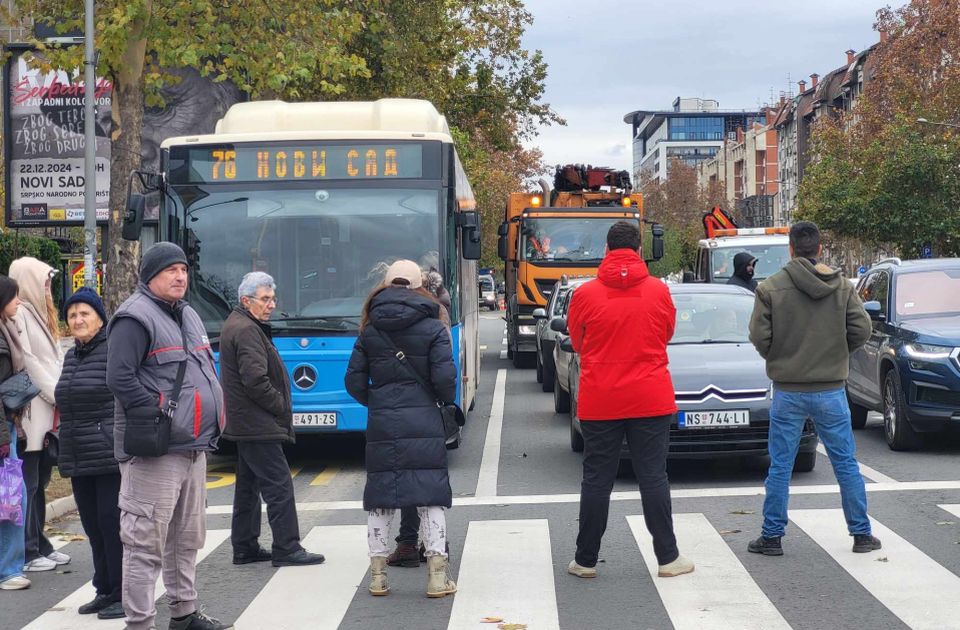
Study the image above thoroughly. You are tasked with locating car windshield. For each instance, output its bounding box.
[479,277,495,292]
[169,184,440,337]
[521,217,623,262]
[711,244,789,281]
[670,292,755,344]
[896,269,960,319]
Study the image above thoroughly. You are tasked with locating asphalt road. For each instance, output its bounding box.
[9,314,960,630]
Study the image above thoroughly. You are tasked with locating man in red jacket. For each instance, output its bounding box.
[566,221,694,580]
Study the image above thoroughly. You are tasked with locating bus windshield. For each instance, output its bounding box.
[170,184,440,336]
[521,217,624,262]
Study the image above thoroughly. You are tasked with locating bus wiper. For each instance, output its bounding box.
[271,316,359,331]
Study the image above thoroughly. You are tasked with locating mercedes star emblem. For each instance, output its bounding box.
[293,365,317,390]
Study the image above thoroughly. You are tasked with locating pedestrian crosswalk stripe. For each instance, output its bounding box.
[235,525,367,630]
[628,513,791,630]
[22,529,231,630]
[791,508,960,630]
[447,519,560,630]
[937,503,960,520]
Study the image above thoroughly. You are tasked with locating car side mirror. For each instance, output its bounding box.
[550,317,568,333]
[682,270,696,283]
[532,308,547,319]
[863,300,884,321]
[560,337,574,352]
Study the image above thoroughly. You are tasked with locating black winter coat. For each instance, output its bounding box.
[727,252,759,292]
[344,287,457,511]
[54,329,118,477]
[219,307,294,443]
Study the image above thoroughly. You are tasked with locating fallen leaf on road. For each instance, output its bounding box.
[498,624,527,630]
[719,529,742,535]
[875,556,889,562]
[935,521,956,525]
[729,510,755,515]
[481,617,504,623]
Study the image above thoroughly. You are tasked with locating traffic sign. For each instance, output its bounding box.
[858,266,867,276]
[921,244,933,259]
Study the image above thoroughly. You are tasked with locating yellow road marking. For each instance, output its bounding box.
[310,465,340,486]
[289,465,303,478]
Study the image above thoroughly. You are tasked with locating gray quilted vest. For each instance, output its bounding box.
[109,287,224,459]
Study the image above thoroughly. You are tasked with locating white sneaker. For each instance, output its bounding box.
[0,575,31,590]
[47,550,71,565]
[23,556,57,572]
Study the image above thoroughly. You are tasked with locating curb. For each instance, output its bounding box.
[46,494,77,522]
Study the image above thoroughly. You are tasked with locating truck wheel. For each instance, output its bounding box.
[512,351,534,369]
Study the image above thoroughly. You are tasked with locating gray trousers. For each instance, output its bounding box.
[119,452,207,630]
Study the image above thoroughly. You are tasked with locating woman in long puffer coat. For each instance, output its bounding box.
[345,259,458,599]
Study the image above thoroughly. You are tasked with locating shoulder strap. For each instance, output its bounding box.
[165,325,190,418]
[370,326,442,405]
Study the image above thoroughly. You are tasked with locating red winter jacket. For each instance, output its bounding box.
[567,248,677,421]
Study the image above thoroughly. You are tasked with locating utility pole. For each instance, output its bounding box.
[83,0,98,290]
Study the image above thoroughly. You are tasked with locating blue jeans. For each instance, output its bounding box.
[762,388,871,538]
[0,422,27,582]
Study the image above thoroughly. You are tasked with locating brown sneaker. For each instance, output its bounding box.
[386,542,420,568]
[567,560,598,578]
[658,555,695,578]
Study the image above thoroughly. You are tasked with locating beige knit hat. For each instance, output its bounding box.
[384,259,423,289]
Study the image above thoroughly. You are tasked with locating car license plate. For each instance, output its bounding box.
[678,410,749,428]
[292,412,337,427]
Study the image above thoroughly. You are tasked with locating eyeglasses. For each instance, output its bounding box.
[254,295,278,306]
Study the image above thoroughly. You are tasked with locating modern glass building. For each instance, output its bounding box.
[624,98,763,183]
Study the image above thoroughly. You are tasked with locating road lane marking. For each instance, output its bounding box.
[480,344,488,350]
[206,462,237,490]
[937,504,960,520]
[205,480,960,515]
[629,513,791,630]
[816,444,897,483]
[791,508,960,630]
[310,465,340,486]
[475,369,507,497]
[235,525,367,630]
[448,519,559,630]
[289,465,303,478]
[499,350,507,360]
[23,529,231,630]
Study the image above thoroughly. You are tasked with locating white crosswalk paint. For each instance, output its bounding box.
[791,508,960,629]
[628,513,791,630]
[23,529,231,630]
[475,369,507,497]
[815,443,897,483]
[448,519,560,630]
[499,350,507,360]
[936,503,960,520]
[235,525,368,630]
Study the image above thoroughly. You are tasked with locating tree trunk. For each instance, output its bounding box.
[103,24,149,314]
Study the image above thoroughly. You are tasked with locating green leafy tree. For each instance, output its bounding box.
[13,0,371,310]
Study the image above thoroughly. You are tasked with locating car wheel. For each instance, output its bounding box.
[554,370,571,413]
[848,390,869,430]
[794,450,816,473]
[570,397,584,452]
[541,355,555,393]
[536,351,544,383]
[883,370,921,451]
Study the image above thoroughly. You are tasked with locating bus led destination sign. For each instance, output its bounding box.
[175,143,425,183]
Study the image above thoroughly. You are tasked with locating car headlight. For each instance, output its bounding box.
[902,343,953,360]
[518,325,537,336]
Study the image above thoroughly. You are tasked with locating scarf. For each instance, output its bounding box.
[0,316,27,438]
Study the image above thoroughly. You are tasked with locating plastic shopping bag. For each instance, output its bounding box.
[0,456,24,526]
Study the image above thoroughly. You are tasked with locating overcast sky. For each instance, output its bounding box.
[521,0,900,174]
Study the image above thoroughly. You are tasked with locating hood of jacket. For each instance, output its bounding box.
[783,258,843,300]
[9,257,54,322]
[368,286,440,332]
[598,248,650,289]
[733,252,758,280]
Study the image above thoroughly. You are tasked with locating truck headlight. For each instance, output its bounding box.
[518,325,537,336]
[902,343,953,360]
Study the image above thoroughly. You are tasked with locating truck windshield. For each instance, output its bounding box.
[521,217,623,262]
[711,244,790,281]
[169,185,440,337]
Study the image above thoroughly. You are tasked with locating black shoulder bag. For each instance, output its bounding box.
[372,326,465,449]
[123,326,189,457]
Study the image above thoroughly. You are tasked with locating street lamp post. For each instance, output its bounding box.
[83,0,98,290]
[917,118,960,129]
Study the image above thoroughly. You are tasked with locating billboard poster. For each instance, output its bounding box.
[4,46,112,226]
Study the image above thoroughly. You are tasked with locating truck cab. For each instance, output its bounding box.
[690,229,791,284]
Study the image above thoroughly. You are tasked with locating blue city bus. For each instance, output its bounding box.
[123,99,482,437]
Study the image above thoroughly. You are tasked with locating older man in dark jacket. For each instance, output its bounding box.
[219,272,324,568]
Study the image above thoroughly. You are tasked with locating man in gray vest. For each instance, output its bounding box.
[106,243,231,630]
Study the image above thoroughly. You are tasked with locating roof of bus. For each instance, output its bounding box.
[160,98,454,149]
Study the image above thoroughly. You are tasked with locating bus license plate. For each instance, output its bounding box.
[292,413,337,427]
[678,410,749,428]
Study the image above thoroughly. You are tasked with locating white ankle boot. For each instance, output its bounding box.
[369,556,389,596]
[426,555,457,598]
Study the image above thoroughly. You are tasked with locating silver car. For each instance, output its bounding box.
[533,277,589,393]
[560,284,819,470]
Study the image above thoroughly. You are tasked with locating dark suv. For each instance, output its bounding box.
[847,258,960,450]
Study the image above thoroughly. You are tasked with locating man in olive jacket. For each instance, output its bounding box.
[219,272,324,567]
[747,221,880,557]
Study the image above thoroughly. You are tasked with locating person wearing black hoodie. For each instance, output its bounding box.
[727,252,759,292]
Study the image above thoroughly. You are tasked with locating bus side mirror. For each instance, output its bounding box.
[459,211,481,260]
[122,193,146,241]
[497,222,508,260]
[647,223,665,262]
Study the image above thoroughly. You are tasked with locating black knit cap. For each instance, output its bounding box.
[63,286,107,323]
[140,242,188,284]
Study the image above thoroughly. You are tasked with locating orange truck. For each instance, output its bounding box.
[497,165,664,368]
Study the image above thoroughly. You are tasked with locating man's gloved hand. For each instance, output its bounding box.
[0,443,10,459]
